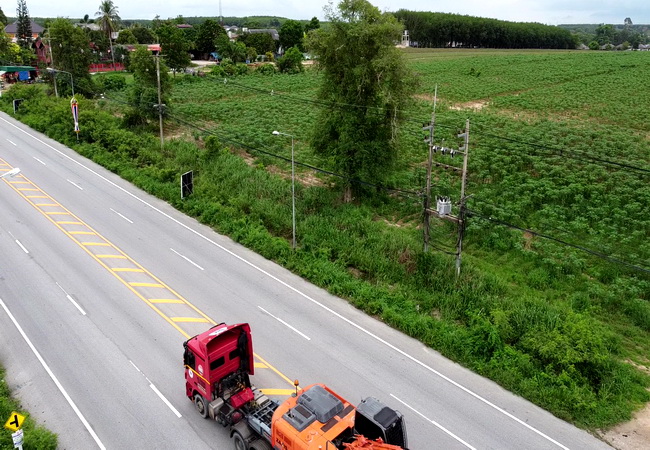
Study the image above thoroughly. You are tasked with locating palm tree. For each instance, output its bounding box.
[96,1,120,68]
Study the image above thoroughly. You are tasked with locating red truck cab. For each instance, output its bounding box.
[183,322,255,417]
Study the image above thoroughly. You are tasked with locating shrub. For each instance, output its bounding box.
[256,63,278,75]
[277,46,304,74]
[95,73,127,92]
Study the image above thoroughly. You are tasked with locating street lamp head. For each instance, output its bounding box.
[1,167,21,179]
[272,131,280,135]
[46,67,55,73]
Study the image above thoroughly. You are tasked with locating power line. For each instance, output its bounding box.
[221,78,650,175]
[99,94,424,199]
[466,208,650,274]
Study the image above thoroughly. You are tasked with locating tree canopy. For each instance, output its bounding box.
[156,24,191,74]
[96,0,120,39]
[306,0,416,201]
[395,10,576,49]
[0,6,7,27]
[126,45,170,125]
[131,25,156,44]
[195,19,227,58]
[48,18,94,96]
[16,0,33,49]
[279,19,304,52]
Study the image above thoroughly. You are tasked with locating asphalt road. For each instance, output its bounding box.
[0,111,613,449]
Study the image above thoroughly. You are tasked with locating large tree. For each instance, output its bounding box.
[96,1,120,65]
[48,18,94,96]
[131,24,156,44]
[279,19,304,52]
[15,0,32,49]
[238,31,276,55]
[155,24,191,75]
[195,19,227,58]
[304,16,320,34]
[0,7,8,27]
[126,45,170,125]
[306,0,416,201]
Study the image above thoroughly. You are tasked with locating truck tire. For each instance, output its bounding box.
[232,431,247,450]
[249,440,272,450]
[194,393,208,419]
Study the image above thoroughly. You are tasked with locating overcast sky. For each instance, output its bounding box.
[2,0,649,25]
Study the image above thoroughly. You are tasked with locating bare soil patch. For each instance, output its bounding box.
[599,403,650,450]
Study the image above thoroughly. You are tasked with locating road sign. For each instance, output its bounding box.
[4,411,25,432]
[12,428,24,448]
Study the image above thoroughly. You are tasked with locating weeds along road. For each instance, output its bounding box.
[0,112,612,449]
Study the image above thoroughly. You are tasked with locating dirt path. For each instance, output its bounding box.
[599,404,650,449]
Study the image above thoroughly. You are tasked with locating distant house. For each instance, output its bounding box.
[74,23,101,32]
[639,44,650,51]
[4,21,44,42]
[242,28,280,41]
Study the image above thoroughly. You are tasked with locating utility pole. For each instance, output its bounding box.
[423,117,470,276]
[423,85,437,252]
[456,119,470,277]
[155,53,164,151]
[44,34,58,98]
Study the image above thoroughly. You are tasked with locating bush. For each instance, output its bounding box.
[256,63,277,75]
[95,73,127,91]
[277,46,304,74]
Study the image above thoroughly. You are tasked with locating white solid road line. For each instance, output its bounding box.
[258,306,311,340]
[170,248,205,271]
[0,297,106,450]
[0,114,570,449]
[391,394,476,450]
[110,208,134,224]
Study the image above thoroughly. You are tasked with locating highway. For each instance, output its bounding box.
[0,111,612,449]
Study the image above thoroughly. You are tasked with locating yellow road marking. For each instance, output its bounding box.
[254,353,296,387]
[2,160,297,389]
[171,317,210,323]
[259,389,297,396]
[129,282,164,287]
[254,362,268,369]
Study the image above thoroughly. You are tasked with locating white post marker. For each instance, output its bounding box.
[12,428,24,450]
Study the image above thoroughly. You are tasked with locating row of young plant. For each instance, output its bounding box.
[2,82,648,429]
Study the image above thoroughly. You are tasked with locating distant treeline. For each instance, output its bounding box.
[394,10,576,49]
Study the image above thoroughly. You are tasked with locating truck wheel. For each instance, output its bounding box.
[194,394,208,419]
[233,431,247,450]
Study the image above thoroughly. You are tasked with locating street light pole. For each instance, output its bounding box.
[1,167,21,179]
[47,68,74,97]
[272,130,296,249]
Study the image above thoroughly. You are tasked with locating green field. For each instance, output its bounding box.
[2,48,649,431]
